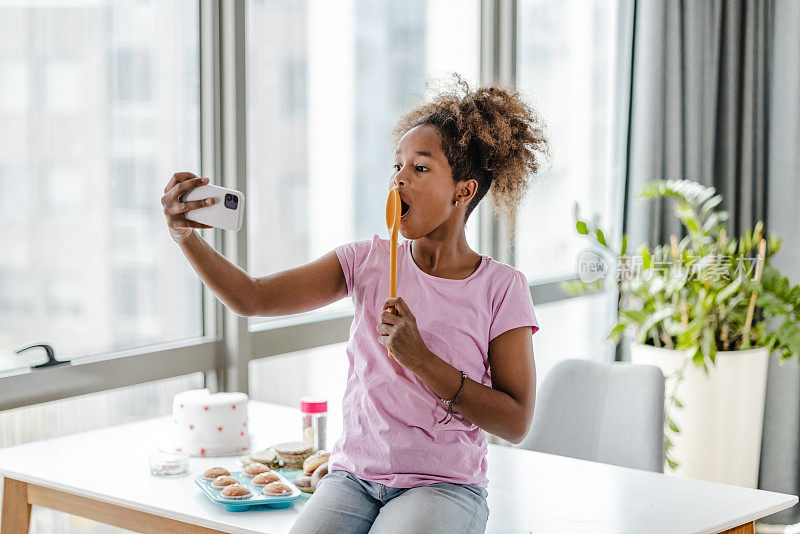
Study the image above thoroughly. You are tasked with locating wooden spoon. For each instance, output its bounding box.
[384,187,401,359]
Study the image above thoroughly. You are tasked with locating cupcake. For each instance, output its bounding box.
[262,481,293,496]
[220,484,252,500]
[203,467,231,481]
[243,463,269,478]
[251,472,281,487]
[294,475,313,494]
[211,475,239,489]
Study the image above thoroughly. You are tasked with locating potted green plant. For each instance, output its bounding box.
[561,179,800,487]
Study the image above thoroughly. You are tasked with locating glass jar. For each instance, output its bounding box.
[300,396,328,452]
[148,449,189,477]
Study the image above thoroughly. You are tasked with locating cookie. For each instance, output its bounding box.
[294,475,314,493]
[303,451,330,475]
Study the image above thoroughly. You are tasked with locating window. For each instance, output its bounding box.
[513,0,633,367]
[515,0,629,282]
[44,165,84,219]
[112,47,154,103]
[245,0,481,328]
[46,275,83,318]
[113,266,141,318]
[530,292,618,386]
[0,269,32,316]
[282,58,307,119]
[283,176,309,240]
[0,59,29,114]
[250,342,348,415]
[0,1,203,366]
[0,163,29,220]
[45,60,82,114]
[250,343,348,449]
[112,157,158,211]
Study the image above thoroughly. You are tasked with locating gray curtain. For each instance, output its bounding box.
[622,0,800,524]
[624,0,769,249]
[759,0,800,526]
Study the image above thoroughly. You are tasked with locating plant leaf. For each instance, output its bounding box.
[596,228,607,246]
[666,457,678,470]
[636,307,675,344]
[716,278,742,304]
[606,322,626,344]
[666,414,680,433]
[700,194,722,218]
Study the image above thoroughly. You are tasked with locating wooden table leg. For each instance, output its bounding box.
[2,477,31,534]
[718,521,755,534]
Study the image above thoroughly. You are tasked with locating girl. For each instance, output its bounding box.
[288,74,549,533]
[162,73,548,534]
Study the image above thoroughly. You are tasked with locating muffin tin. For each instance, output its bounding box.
[195,469,302,511]
[241,455,314,499]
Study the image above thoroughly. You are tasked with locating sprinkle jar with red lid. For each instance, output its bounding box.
[300,397,327,452]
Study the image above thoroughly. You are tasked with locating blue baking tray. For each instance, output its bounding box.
[195,469,305,511]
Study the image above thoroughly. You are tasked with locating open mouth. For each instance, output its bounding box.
[400,199,410,218]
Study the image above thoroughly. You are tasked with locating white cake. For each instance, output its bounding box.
[170,388,251,457]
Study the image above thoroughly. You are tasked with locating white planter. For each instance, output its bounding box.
[630,342,770,488]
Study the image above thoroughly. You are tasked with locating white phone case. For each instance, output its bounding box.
[180,184,245,231]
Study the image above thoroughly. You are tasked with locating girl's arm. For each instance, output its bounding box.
[249,250,348,316]
[175,230,347,317]
[411,326,535,444]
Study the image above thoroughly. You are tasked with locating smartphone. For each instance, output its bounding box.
[179,184,245,231]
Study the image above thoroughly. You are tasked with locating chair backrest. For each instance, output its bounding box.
[514,358,665,472]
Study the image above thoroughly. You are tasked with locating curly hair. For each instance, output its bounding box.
[389,72,551,240]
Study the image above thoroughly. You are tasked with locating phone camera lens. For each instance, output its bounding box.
[224,194,238,210]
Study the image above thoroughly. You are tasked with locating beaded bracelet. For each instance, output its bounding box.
[437,370,467,425]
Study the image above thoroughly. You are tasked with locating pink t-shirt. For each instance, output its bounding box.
[329,234,539,489]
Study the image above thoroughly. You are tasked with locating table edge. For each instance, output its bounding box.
[0,469,284,534]
[701,495,799,534]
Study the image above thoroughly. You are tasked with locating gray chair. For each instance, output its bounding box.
[514,358,665,472]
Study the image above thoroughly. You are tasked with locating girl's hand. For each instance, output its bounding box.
[161,172,215,242]
[377,297,431,372]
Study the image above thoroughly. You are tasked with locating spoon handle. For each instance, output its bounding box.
[388,232,398,359]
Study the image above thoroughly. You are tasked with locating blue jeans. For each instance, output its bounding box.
[288,469,490,534]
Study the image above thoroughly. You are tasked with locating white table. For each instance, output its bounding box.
[0,400,796,534]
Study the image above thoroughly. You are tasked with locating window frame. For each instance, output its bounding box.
[0,0,618,412]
